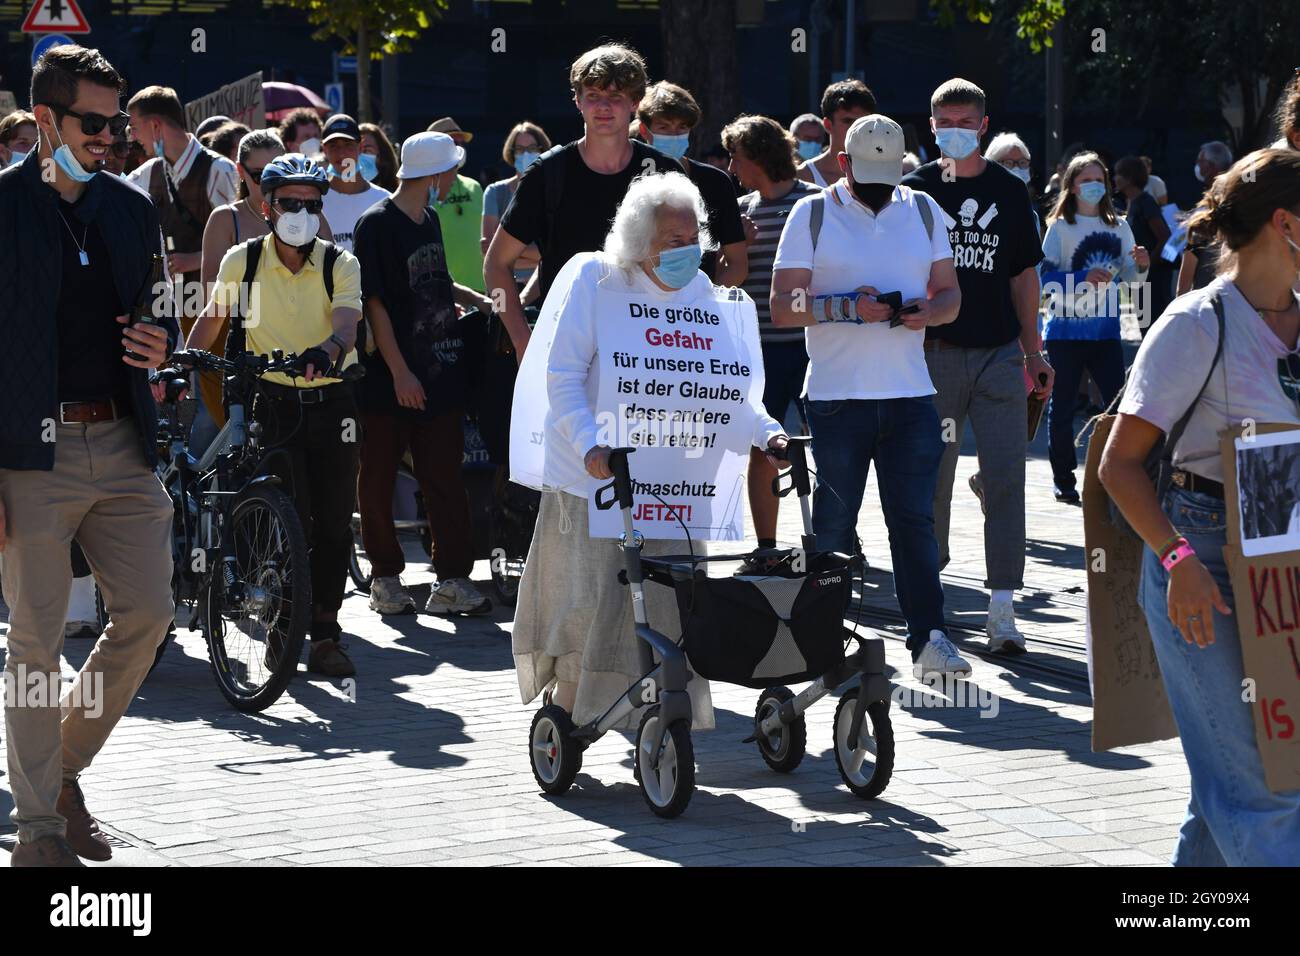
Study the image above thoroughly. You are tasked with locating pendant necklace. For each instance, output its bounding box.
[58,210,90,266]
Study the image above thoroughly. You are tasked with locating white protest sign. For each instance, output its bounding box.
[586,284,762,541]
[184,72,265,132]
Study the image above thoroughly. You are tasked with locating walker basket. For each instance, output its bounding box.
[651,549,854,689]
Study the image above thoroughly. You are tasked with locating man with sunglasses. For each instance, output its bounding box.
[0,44,178,867]
[186,154,364,679]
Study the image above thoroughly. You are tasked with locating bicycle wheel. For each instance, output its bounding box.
[202,484,310,712]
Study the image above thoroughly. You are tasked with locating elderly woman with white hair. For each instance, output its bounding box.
[511,171,788,731]
[985,131,1042,239]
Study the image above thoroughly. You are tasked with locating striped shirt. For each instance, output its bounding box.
[739,180,819,342]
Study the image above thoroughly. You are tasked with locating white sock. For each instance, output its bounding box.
[989,589,1013,609]
[66,574,97,623]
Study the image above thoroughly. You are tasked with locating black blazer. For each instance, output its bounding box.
[0,151,178,470]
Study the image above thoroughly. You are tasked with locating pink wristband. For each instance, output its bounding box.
[1161,542,1196,571]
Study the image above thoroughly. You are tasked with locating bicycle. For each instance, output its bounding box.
[152,347,356,712]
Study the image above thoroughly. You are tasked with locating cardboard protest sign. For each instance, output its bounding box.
[585,286,761,540]
[1221,424,1300,793]
[185,72,264,132]
[1083,415,1180,751]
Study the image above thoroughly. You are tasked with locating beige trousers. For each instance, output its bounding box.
[1,419,173,842]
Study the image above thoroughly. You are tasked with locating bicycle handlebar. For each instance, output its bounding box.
[158,348,366,383]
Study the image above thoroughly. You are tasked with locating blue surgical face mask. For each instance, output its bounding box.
[152,124,164,159]
[514,150,539,175]
[934,127,980,160]
[797,139,822,161]
[1008,166,1031,185]
[7,149,27,168]
[1078,181,1108,205]
[652,243,702,288]
[49,122,97,183]
[357,152,379,182]
[653,133,690,161]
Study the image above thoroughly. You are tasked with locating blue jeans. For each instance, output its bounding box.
[760,340,810,432]
[805,397,946,657]
[1138,487,1300,866]
[1044,338,1125,493]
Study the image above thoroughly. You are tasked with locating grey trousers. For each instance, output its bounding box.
[925,341,1027,591]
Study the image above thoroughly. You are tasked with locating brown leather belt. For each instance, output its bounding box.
[59,398,130,424]
[922,338,963,352]
[1171,469,1225,499]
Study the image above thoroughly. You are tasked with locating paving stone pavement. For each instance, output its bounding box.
[0,399,1190,867]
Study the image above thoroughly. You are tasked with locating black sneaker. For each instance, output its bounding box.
[1054,487,1081,505]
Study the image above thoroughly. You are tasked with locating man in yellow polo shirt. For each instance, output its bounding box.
[186,154,363,678]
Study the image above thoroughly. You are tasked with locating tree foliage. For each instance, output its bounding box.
[932,0,1298,150]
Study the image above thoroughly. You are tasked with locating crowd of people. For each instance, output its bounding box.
[0,38,1298,867]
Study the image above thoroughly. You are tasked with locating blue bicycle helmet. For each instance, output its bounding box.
[259,152,330,196]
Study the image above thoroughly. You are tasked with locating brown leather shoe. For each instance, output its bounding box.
[57,779,113,862]
[11,834,86,867]
[307,638,356,677]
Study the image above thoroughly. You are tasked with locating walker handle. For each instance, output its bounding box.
[595,446,637,510]
[770,435,813,499]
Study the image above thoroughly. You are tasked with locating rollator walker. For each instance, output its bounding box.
[528,436,895,818]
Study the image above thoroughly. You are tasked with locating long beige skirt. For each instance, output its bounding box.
[511,490,714,730]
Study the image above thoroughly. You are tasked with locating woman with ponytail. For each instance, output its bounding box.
[1099,149,1300,865]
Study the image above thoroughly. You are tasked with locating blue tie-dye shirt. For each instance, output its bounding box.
[1039,214,1147,341]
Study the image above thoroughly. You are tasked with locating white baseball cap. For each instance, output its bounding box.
[844,114,906,186]
[397,131,464,179]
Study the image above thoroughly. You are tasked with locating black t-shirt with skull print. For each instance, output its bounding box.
[354,197,468,419]
[902,159,1044,348]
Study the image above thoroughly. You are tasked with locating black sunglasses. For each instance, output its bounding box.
[242,165,266,185]
[59,108,130,137]
[272,197,323,214]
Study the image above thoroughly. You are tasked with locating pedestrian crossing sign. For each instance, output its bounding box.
[21,0,91,34]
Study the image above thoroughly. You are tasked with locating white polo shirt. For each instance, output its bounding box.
[773,182,952,401]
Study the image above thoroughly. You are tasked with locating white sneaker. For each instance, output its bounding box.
[369,576,416,615]
[985,602,1027,654]
[913,630,972,681]
[424,577,492,616]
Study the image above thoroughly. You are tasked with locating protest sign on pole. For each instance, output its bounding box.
[1221,424,1300,793]
[184,72,265,132]
[585,285,761,541]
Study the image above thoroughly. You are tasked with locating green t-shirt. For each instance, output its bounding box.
[431,174,485,292]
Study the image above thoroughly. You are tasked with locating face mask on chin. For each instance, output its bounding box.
[850,179,894,212]
[47,120,98,183]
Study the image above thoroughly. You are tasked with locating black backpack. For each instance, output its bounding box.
[226,236,342,356]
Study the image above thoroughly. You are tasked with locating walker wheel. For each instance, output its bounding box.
[754,685,806,773]
[529,704,582,796]
[634,705,695,818]
[832,689,894,799]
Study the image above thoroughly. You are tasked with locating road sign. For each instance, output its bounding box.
[21,0,91,34]
[32,33,74,67]
[336,55,357,75]
[324,83,344,115]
